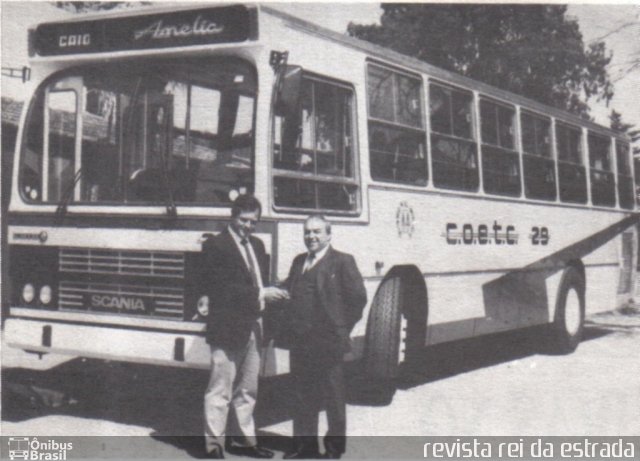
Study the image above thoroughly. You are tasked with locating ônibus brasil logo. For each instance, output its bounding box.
[7,437,72,460]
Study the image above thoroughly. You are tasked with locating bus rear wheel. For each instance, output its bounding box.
[548,266,585,354]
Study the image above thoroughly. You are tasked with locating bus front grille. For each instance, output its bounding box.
[59,281,184,319]
[59,248,185,278]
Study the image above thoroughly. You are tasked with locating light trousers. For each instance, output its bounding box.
[204,324,261,452]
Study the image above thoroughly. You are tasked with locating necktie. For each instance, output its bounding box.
[304,253,315,273]
[241,238,259,287]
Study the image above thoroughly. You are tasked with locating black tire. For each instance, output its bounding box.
[363,276,403,382]
[549,266,585,354]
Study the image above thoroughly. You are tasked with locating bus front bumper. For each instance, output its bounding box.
[3,318,291,375]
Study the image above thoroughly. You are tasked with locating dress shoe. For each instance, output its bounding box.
[206,444,225,459]
[283,449,321,459]
[226,445,274,459]
[322,451,342,459]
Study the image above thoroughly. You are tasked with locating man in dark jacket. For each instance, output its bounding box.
[283,214,367,459]
[201,195,287,459]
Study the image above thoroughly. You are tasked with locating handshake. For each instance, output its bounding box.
[195,285,289,318]
[261,286,290,304]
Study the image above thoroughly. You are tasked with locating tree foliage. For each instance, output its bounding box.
[593,20,640,82]
[348,4,614,119]
[610,110,640,156]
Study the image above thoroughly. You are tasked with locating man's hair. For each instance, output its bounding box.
[305,213,332,234]
[231,195,262,218]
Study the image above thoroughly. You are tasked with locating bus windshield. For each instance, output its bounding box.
[19,58,256,206]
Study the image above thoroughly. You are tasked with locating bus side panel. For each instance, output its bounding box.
[276,191,634,352]
[584,235,623,315]
[426,271,558,345]
[616,228,638,307]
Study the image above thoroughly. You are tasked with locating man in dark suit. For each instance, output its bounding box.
[201,195,288,459]
[283,214,367,459]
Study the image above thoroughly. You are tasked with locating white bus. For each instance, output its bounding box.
[5,4,637,389]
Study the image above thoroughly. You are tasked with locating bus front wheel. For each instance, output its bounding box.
[362,276,403,399]
[549,266,585,354]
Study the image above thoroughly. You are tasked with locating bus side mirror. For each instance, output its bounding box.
[275,65,303,153]
[275,65,302,117]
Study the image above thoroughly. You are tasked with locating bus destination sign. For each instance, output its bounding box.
[34,5,256,56]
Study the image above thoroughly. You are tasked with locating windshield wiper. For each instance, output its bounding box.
[161,169,177,219]
[157,128,177,219]
[55,168,83,224]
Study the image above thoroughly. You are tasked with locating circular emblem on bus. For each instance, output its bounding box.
[396,201,415,237]
[39,231,48,243]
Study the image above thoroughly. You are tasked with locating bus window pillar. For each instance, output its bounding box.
[257,71,276,207]
[42,88,51,202]
[357,89,372,190]
[515,106,525,199]
[550,117,560,203]
[424,77,433,188]
[611,137,620,208]
[472,91,484,194]
[74,82,85,202]
[581,128,592,206]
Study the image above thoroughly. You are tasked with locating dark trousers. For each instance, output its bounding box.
[290,345,346,455]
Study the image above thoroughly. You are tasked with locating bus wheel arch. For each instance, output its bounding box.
[363,265,427,384]
[549,262,585,354]
[566,259,585,283]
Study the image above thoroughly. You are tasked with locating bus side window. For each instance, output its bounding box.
[479,98,521,197]
[273,75,359,213]
[366,63,427,186]
[521,111,556,201]
[556,122,587,204]
[616,141,634,209]
[429,82,478,192]
[588,131,616,207]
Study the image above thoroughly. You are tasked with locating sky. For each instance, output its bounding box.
[2,1,639,134]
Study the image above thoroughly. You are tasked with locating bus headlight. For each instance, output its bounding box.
[22,283,35,304]
[197,295,209,317]
[40,285,52,305]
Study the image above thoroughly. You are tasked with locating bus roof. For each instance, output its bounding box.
[261,5,628,142]
[28,2,628,142]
